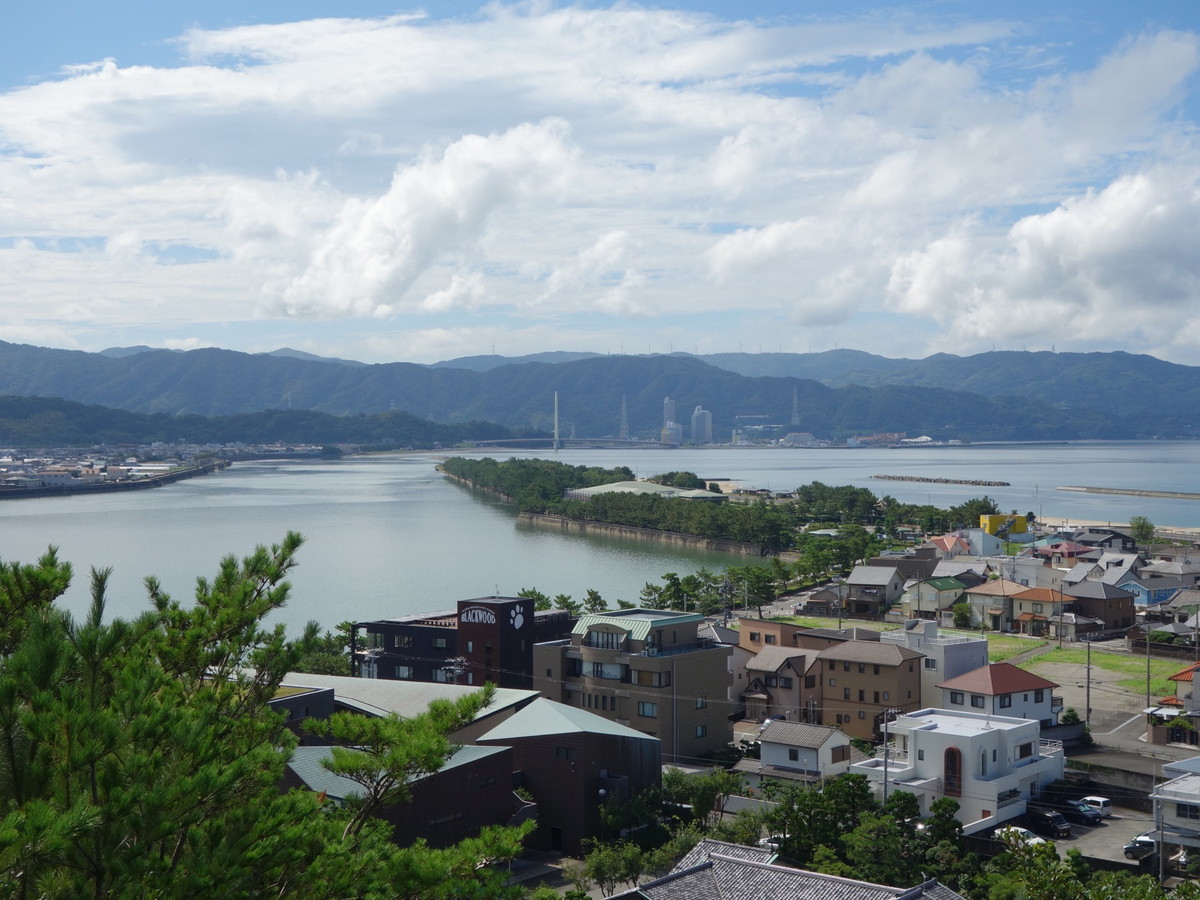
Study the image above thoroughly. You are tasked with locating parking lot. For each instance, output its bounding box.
[1051,804,1155,862]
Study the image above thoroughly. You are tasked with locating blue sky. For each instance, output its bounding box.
[2,2,1199,364]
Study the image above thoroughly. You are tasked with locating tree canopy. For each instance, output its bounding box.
[0,535,529,899]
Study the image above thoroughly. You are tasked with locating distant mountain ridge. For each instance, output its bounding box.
[0,341,1195,442]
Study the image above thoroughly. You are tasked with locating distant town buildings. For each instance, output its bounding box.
[690,405,713,444]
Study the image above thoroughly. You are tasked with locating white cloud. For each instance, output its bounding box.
[0,6,1197,362]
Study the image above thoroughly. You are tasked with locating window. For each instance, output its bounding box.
[1017,742,1034,759]
[588,630,623,650]
[1178,804,1200,820]
[828,660,837,671]
[592,661,626,680]
[395,665,413,679]
[917,749,924,761]
[779,677,793,689]
[873,691,879,703]
[971,695,985,708]
[999,694,1012,708]
[749,632,760,642]
[924,658,938,670]
[844,688,850,699]
[858,690,864,701]
[883,691,890,700]
[858,711,865,719]
[1033,603,1043,614]
[829,678,836,687]
[858,663,865,674]
[950,692,963,705]
[546,668,553,677]
[805,675,816,688]
[695,725,707,738]
[765,635,777,645]
[466,640,473,653]
[788,748,799,761]
[394,634,413,649]
[638,701,658,718]
[873,665,880,675]
[433,637,448,650]
[434,668,450,683]
[635,669,670,687]
[843,662,850,672]
[555,746,577,761]
[765,675,778,688]
[1034,689,1045,703]
[695,697,707,709]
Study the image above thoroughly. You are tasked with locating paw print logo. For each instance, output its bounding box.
[510,607,525,630]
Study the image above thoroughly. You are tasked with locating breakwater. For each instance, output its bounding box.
[1058,485,1200,501]
[517,512,769,557]
[870,474,1010,487]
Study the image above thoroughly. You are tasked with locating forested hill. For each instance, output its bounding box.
[0,341,1194,442]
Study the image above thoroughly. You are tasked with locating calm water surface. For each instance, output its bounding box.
[2,442,1197,633]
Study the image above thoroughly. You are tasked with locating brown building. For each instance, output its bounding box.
[477,698,661,855]
[534,608,732,762]
[351,597,574,688]
[1062,581,1136,633]
[810,641,924,740]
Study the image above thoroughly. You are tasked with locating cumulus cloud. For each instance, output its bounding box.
[0,5,1198,362]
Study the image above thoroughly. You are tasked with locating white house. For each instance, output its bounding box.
[849,708,1064,835]
[880,620,989,707]
[733,721,853,790]
[1150,756,1200,860]
[936,663,1062,729]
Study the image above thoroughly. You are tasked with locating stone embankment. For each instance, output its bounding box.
[517,512,768,557]
[1059,485,1200,501]
[870,474,1010,487]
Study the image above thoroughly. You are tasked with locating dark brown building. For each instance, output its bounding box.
[351,597,574,689]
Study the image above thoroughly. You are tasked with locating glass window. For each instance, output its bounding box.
[971,695,985,708]
[999,695,1012,708]
[396,665,413,679]
[924,658,937,670]
[788,748,799,761]
[765,635,776,645]
[695,696,707,710]
[638,701,658,718]
[950,691,963,705]
[695,725,707,738]
[433,637,448,650]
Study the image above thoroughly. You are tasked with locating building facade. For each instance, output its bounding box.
[533,609,732,762]
[352,597,574,689]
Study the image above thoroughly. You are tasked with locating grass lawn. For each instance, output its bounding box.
[1021,646,1179,697]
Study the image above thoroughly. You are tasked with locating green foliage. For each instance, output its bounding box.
[952,601,972,629]
[648,471,704,489]
[293,620,353,675]
[1129,515,1156,546]
[0,535,530,899]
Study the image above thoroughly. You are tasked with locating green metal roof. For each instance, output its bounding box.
[571,608,704,640]
[478,697,660,744]
[926,577,966,591]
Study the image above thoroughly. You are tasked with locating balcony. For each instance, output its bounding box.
[1038,739,1064,757]
[997,788,1022,808]
[872,742,909,764]
[640,638,716,657]
[1051,695,1064,712]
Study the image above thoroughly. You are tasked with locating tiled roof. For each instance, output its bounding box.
[747,646,807,673]
[732,758,821,783]
[758,720,843,748]
[817,641,923,664]
[961,579,1025,597]
[1011,587,1062,603]
[1063,581,1133,600]
[937,662,1058,694]
[1169,662,1200,684]
[616,841,968,900]
[847,565,900,586]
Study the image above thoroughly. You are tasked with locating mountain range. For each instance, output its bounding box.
[2,341,1197,443]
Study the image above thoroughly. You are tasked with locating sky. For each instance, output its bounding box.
[2,2,1200,366]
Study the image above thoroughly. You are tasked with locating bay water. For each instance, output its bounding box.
[2,442,1198,634]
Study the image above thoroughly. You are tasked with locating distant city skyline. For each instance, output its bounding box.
[3,2,1199,365]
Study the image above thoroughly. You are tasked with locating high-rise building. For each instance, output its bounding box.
[691,405,712,444]
[663,396,676,428]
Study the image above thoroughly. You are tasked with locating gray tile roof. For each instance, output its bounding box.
[847,565,900,586]
[280,672,538,720]
[758,720,842,748]
[609,840,967,900]
[817,641,924,664]
[747,646,807,673]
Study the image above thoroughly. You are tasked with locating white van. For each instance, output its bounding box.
[1081,796,1112,818]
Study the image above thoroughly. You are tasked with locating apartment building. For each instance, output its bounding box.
[812,641,924,740]
[533,608,732,762]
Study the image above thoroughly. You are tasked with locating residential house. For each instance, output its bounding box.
[937,663,1062,728]
[812,641,925,740]
[1122,576,1191,609]
[1148,757,1200,865]
[607,839,969,900]
[734,721,853,790]
[533,608,732,762]
[477,698,661,855]
[741,646,809,724]
[844,565,906,618]
[792,626,882,652]
[880,620,988,705]
[930,560,992,588]
[1010,587,1071,637]
[983,554,1063,590]
[1031,540,1094,566]
[1147,660,1200,747]
[1141,559,1200,586]
[900,576,965,621]
[1069,527,1137,553]
[957,579,1025,631]
[850,708,1065,834]
[1062,581,1136,633]
[701,620,752,720]
[867,547,940,582]
[925,533,971,558]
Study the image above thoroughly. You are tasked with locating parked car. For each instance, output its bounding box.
[1025,807,1072,839]
[1048,800,1103,826]
[1080,796,1112,818]
[759,714,787,733]
[1123,833,1156,860]
[996,826,1047,847]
